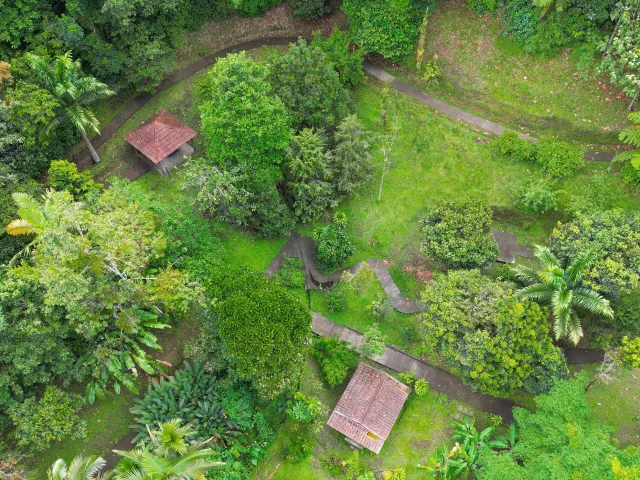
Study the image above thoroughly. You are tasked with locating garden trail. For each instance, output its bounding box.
[72,38,615,173]
[311,312,516,422]
[266,232,605,362]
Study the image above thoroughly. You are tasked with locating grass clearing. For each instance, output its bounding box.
[389,0,630,145]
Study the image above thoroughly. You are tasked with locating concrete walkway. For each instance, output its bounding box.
[73,37,616,176]
[362,61,616,162]
[311,312,516,421]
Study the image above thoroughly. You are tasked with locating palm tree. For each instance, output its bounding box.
[5,190,83,265]
[513,245,614,345]
[48,456,111,480]
[112,420,223,480]
[25,51,115,164]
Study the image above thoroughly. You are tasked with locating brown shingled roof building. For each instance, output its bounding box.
[327,363,410,454]
[125,109,197,175]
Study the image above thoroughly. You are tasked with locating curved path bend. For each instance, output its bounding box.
[266,232,606,365]
[73,37,615,172]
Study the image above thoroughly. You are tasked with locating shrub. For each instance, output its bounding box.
[130,362,241,443]
[549,210,640,298]
[275,254,306,289]
[361,324,387,358]
[286,391,327,432]
[414,378,429,396]
[326,284,348,312]
[535,137,583,178]
[290,0,327,19]
[313,212,356,272]
[310,337,359,387]
[269,39,351,130]
[398,371,416,387]
[367,294,392,319]
[8,387,86,452]
[48,160,102,199]
[420,201,499,268]
[343,0,435,63]
[401,324,419,344]
[619,336,640,369]
[512,178,558,214]
[420,270,566,397]
[312,28,365,88]
[492,131,537,162]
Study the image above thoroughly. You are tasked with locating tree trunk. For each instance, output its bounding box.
[80,129,100,164]
[377,166,386,202]
[604,15,622,56]
[629,87,639,111]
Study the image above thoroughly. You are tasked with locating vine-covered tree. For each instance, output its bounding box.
[599,0,640,110]
[477,375,640,479]
[513,246,614,345]
[26,52,115,164]
[4,188,199,403]
[217,272,311,399]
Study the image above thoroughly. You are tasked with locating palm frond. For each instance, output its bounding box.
[567,311,584,346]
[6,219,34,236]
[48,459,67,480]
[572,288,614,318]
[537,265,565,289]
[552,307,571,341]
[565,249,596,286]
[511,264,538,285]
[25,53,57,92]
[532,245,560,269]
[515,283,554,303]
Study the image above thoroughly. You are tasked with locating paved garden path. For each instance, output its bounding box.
[362,62,616,162]
[311,312,516,421]
[73,37,616,176]
[267,232,606,364]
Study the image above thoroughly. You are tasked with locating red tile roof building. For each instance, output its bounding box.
[124,109,197,164]
[327,363,410,454]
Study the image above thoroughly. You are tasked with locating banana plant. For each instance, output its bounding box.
[451,416,509,467]
[82,309,169,404]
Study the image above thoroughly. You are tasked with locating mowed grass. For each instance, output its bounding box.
[391,0,630,145]
[255,357,458,480]
[574,365,640,447]
[337,79,640,267]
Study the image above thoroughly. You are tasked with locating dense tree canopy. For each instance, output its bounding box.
[420,270,566,396]
[217,271,311,399]
[477,375,640,479]
[269,39,351,130]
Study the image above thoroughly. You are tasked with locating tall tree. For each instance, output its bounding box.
[513,246,614,345]
[25,52,115,164]
[112,420,222,479]
[48,456,109,480]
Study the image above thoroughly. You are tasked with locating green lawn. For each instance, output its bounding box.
[391,0,630,145]
[336,80,640,268]
[574,365,640,448]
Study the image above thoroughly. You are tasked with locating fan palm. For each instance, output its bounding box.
[112,420,223,480]
[48,456,111,480]
[513,245,614,345]
[25,51,115,164]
